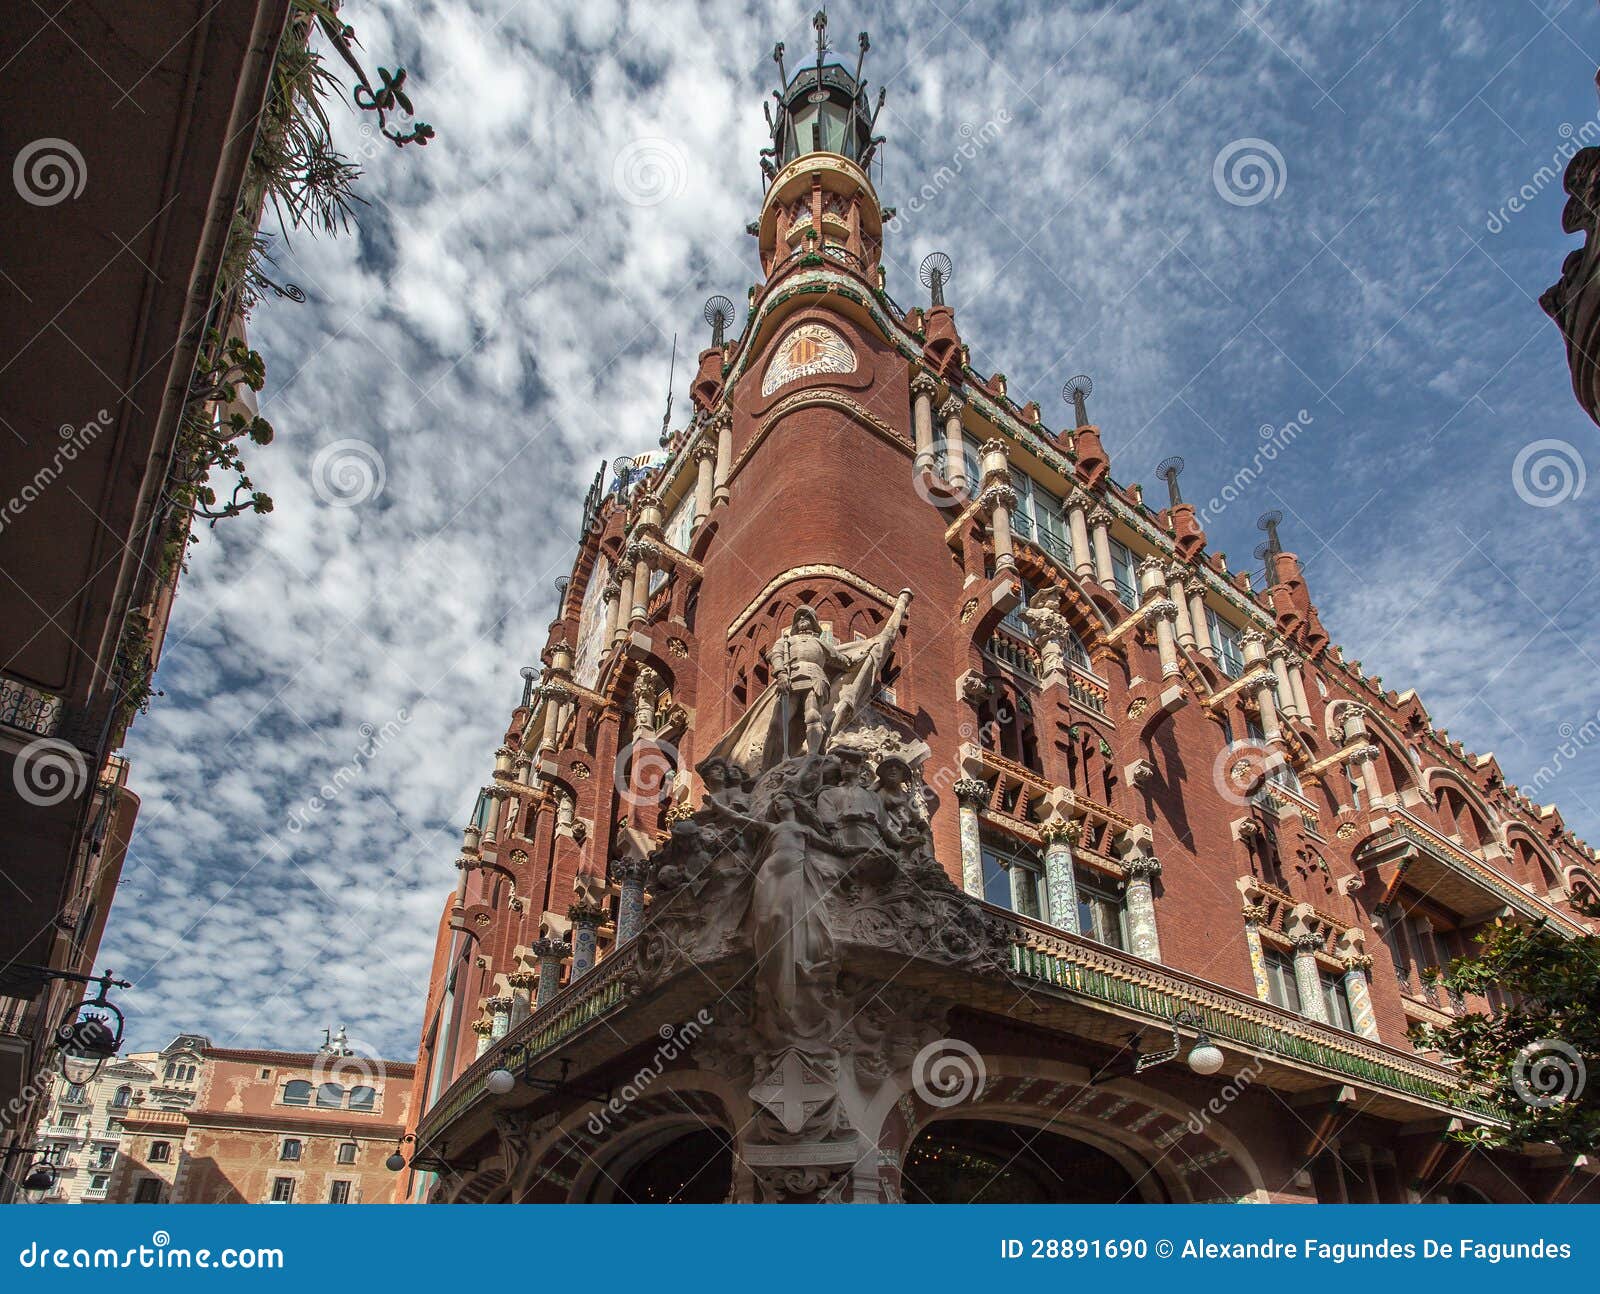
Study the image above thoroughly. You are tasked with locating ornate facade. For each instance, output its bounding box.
[403,15,1600,1204]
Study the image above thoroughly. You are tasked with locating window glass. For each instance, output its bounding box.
[270,1177,295,1204]
[281,1139,302,1162]
[315,1082,344,1109]
[1263,949,1301,1012]
[329,1180,352,1204]
[348,1085,376,1111]
[112,1086,131,1108]
[1321,974,1354,1031]
[1075,867,1126,949]
[282,1080,311,1106]
[337,1142,358,1164]
[1109,539,1139,608]
[980,836,1043,918]
[1207,608,1245,677]
[149,1141,171,1163]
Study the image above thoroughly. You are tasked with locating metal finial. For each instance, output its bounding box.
[1063,374,1094,428]
[1257,509,1284,554]
[519,665,539,707]
[612,455,637,502]
[703,295,736,348]
[555,576,571,602]
[773,41,787,84]
[1156,455,1185,506]
[919,251,953,307]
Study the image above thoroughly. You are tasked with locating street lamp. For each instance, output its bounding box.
[53,971,131,1084]
[1091,1009,1226,1083]
[2,1145,63,1201]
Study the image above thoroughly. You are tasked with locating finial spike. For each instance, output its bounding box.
[1063,375,1094,428]
[1156,455,1185,506]
[919,252,953,307]
[1256,509,1284,555]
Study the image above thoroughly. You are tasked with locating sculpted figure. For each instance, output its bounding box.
[770,606,851,758]
[874,755,930,851]
[816,747,885,856]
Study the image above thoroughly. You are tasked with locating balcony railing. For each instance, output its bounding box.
[1002,909,1500,1120]
[0,676,63,737]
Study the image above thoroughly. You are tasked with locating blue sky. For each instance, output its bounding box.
[100,0,1600,1061]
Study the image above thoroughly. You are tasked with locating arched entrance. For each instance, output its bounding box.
[606,1126,733,1203]
[902,1118,1153,1203]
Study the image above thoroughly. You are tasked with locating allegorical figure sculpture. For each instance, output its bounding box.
[771,606,851,758]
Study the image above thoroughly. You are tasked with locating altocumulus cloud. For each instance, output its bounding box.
[100,0,1600,1057]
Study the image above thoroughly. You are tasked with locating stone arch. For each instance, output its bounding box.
[1502,820,1563,892]
[893,1055,1267,1204]
[1325,700,1424,804]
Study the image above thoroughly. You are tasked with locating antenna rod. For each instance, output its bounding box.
[660,334,677,442]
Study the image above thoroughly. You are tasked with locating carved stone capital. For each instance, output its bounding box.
[1290,931,1324,954]
[486,995,513,1013]
[1239,628,1268,649]
[530,936,569,961]
[1123,855,1162,881]
[454,855,479,872]
[1087,506,1113,528]
[1145,597,1179,621]
[692,437,719,462]
[952,777,990,806]
[1037,818,1077,846]
[1184,575,1206,597]
[1241,902,1270,925]
[567,899,606,927]
[610,856,650,887]
[938,393,966,421]
[910,370,940,399]
[979,483,1018,513]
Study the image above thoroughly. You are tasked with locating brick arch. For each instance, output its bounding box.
[1424,764,1499,845]
[1502,820,1563,892]
[893,1056,1267,1204]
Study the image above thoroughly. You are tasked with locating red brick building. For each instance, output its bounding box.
[402,15,1600,1205]
[107,1037,413,1205]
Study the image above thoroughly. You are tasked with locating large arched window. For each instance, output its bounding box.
[316,1082,344,1109]
[348,1085,376,1111]
[112,1085,132,1108]
[282,1080,312,1106]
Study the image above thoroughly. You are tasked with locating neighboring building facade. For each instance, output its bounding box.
[403,16,1600,1204]
[27,1034,209,1204]
[107,1036,414,1205]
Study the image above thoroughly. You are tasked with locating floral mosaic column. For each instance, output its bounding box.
[568,900,605,980]
[472,1018,493,1058]
[531,936,569,1010]
[612,858,649,942]
[1122,856,1163,962]
[952,778,988,898]
[1038,820,1081,934]
[487,995,512,1040]
[1242,901,1272,1001]
[1291,932,1330,1024]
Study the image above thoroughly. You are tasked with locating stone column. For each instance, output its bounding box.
[568,900,605,980]
[1139,557,1180,678]
[611,857,648,942]
[1240,631,1281,739]
[453,855,475,905]
[1168,566,1195,650]
[1088,507,1114,586]
[1121,856,1162,962]
[1039,819,1081,934]
[472,1018,494,1058]
[627,541,652,624]
[1269,645,1299,721]
[1286,652,1312,720]
[488,996,512,1040]
[911,371,939,478]
[952,777,988,898]
[982,482,1018,572]
[531,937,569,1010]
[693,438,717,528]
[939,394,967,494]
[1187,577,1215,659]
[711,411,733,507]
[1291,931,1329,1023]
[1067,490,1094,580]
[611,567,634,646]
[481,785,507,847]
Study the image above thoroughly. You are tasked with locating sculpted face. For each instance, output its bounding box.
[791,608,820,636]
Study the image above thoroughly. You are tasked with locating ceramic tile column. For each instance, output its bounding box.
[953,777,988,898]
[612,857,649,942]
[1038,819,1081,934]
[532,936,569,1010]
[568,900,605,980]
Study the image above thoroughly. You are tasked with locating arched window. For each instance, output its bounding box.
[347,1085,376,1111]
[282,1080,312,1106]
[280,1138,302,1162]
[112,1086,132,1108]
[316,1082,344,1109]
